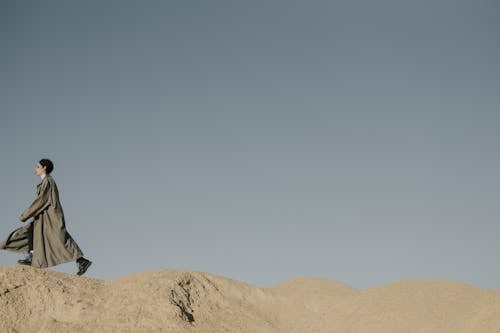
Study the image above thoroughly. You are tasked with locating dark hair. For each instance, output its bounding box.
[39,159,54,174]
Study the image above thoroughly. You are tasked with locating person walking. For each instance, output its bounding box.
[0,159,92,275]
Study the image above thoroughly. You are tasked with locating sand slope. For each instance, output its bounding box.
[1,266,499,332]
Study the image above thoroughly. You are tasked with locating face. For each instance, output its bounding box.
[35,163,47,176]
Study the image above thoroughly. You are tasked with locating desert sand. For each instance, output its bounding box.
[1,266,499,332]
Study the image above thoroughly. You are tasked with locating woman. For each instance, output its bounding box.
[0,159,92,276]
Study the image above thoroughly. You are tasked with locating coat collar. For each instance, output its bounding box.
[37,174,51,187]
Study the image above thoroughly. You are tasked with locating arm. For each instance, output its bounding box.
[19,180,51,222]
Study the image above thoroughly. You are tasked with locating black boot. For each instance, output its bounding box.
[17,252,32,266]
[76,257,92,276]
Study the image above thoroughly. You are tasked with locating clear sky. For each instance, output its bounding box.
[1,0,499,289]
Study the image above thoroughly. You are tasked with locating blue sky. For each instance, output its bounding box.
[1,0,499,289]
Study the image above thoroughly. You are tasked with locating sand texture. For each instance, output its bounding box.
[1,266,499,332]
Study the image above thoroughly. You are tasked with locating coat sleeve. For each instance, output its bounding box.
[19,180,51,222]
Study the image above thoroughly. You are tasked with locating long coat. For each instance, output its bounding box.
[0,175,83,268]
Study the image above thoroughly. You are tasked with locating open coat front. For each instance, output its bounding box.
[0,175,83,268]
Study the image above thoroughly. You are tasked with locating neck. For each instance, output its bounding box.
[40,174,47,180]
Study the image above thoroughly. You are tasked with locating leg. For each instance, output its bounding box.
[17,223,33,265]
[27,222,34,252]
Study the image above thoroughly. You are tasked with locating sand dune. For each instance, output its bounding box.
[1,266,499,332]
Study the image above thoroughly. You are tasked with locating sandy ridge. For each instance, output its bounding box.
[1,266,499,332]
